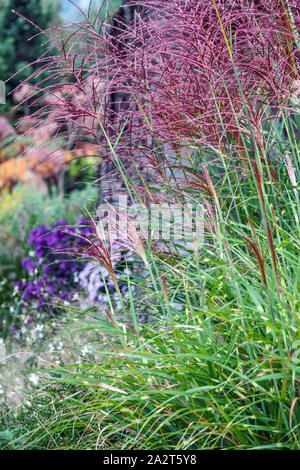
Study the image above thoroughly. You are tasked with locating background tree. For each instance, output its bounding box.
[0,0,58,108]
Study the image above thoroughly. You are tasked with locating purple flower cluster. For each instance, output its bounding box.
[16,219,91,310]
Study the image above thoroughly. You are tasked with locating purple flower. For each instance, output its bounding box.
[35,244,47,259]
[58,262,68,271]
[23,282,36,301]
[21,257,36,275]
[18,218,93,310]
[29,225,47,245]
[15,280,27,292]
[55,219,67,228]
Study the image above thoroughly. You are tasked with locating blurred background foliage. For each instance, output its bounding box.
[0,183,98,337]
[0,0,55,110]
[0,0,123,110]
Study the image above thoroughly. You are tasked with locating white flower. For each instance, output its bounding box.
[28,373,39,386]
[81,345,92,356]
[55,340,63,351]
[47,342,55,353]
[14,331,21,341]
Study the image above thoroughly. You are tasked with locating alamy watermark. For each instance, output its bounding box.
[96,196,205,250]
[0,80,5,104]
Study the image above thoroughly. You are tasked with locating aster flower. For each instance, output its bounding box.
[21,257,36,275]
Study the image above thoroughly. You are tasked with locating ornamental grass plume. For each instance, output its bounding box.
[12,0,300,289]
[14,0,299,178]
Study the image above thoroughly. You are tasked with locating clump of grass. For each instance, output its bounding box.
[3,219,299,449]
[5,113,299,448]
